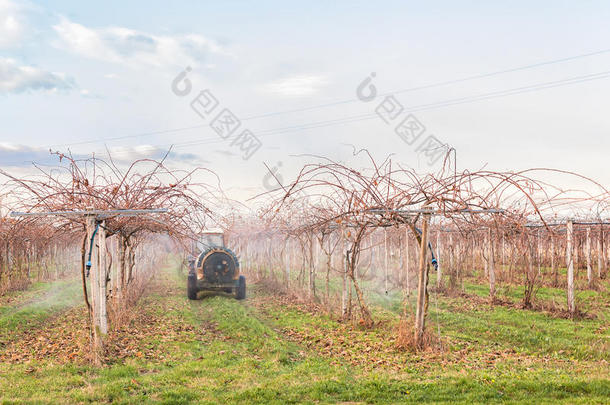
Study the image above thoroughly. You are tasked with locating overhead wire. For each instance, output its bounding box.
[50,46,610,150]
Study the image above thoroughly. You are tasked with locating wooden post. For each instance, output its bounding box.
[117,234,124,302]
[85,214,103,364]
[284,239,290,286]
[86,215,98,321]
[414,211,430,349]
[449,233,455,287]
[384,229,389,294]
[551,235,557,287]
[470,236,475,278]
[53,245,58,280]
[488,227,495,299]
[26,244,31,279]
[481,235,489,277]
[267,237,273,279]
[567,219,575,315]
[308,234,315,299]
[341,233,348,318]
[436,229,442,288]
[398,232,403,286]
[97,220,108,335]
[586,227,592,286]
[598,226,604,279]
[537,229,541,276]
[405,227,410,297]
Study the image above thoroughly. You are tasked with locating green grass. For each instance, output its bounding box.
[0,261,609,404]
[0,278,82,342]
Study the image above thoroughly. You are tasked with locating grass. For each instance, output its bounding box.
[0,278,82,343]
[0,260,609,404]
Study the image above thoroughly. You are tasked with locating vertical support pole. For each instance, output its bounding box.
[384,229,388,294]
[567,219,575,315]
[284,239,290,286]
[308,233,315,299]
[449,233,454,287]
[436,229,442,288]
[537,229,541,276]
[598,225,604,280]
[267,237,273,279]
[551,235,557,287]
[85,214,103,365]
[586,227,592,286]
[341,230,348,318]
[470,235,475,278]
[414,211,430,349]
[26,244,31,279]
[483,232,489,278]
[398,232,403,286]
[53,245,58,280]
[405,227,410,297]
[488,227,495,299]
[117,234,124,302]
[97,220,108,335]
[86,215,98,325]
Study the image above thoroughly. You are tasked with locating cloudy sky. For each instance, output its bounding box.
[1,0,609,202]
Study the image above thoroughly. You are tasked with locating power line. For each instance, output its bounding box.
[241,46,610,120]
[52,47,610,150]
[159,68,610,152]
[50,124,209,148]
[94,66,610,159]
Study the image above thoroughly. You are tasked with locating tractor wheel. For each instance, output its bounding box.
[236,275,246,300]
[187,272,198,300]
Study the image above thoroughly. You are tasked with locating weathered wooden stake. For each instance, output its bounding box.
[86,215,103,365]
[398,233,403,286]
[598,226,604,279]
[97,220,108,335]
[405,227,410,297]
[586,227,592,286]
[414,212,430,349]
[449,233,455,286]
[342,252,348,317]
[284,239,290,286]
[308,234,315,299]
[567,219,575,315]
[436,230,442,288]
[488,227,495,299]
[384,229,389,294]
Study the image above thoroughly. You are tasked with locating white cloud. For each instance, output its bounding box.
[0,57,74,93]
[0,143,203,167]
[0,0,24,48]
[53,16,227,69]
[105,145,202,163]
[79,88,103,99]
[263,74,329,96]
[0,143,58,166]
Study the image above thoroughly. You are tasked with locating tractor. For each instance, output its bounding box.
[187,230,246,300]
